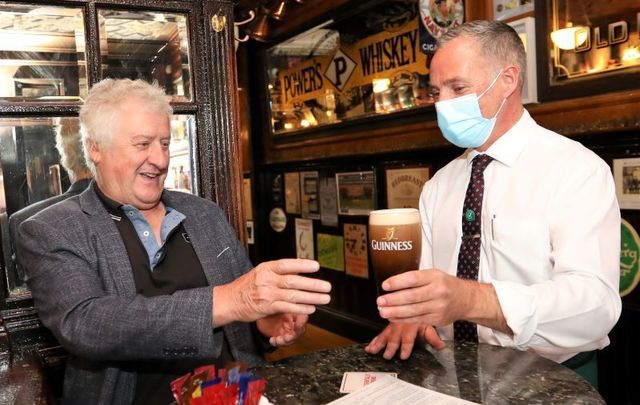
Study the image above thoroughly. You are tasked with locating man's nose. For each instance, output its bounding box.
[147,142,170,167]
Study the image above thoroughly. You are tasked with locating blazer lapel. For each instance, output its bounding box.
[78,185,137,296]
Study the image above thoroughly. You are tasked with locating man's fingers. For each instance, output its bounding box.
[268,259,320,275]
[381,270,424,292]
[278,274,332,293]
[272,288,331,306]
[423,326,446,350]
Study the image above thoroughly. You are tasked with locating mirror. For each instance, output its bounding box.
[98,9,192,102]
[0,114,197,299]
[0,4,87,101]
[265,0,432,135]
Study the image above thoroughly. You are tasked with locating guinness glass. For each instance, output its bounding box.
[368,208,421,295]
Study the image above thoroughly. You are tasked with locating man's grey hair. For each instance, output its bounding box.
[437,20,527,89]
[79,78,172,176]
[55,117,89,181]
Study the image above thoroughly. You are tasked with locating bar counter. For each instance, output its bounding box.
[253,342,604,404]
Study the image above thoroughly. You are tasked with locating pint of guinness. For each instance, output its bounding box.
[368,208,421,295]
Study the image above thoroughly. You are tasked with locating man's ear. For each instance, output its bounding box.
[501,64,520,96]
[86,139,101,166]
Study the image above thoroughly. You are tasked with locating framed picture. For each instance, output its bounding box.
[508,16,538,104]
[493,0,533,21]
[385,166,430,209]
[336,171,376,215]
[614,158,640,210]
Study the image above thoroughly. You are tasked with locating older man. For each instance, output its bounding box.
[16,79,331,404]
[366,20,620,387]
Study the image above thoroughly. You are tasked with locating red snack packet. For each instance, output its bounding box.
[223,383,239,405]
[185,370,209,402]
[244,378,266,405]
[170,373,191,405]
[194,365,216,381]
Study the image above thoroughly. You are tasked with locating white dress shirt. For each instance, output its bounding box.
[419,110,621,363]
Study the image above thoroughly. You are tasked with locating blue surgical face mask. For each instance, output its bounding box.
[435,71,506,149]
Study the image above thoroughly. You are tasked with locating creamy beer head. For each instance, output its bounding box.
[368,208,421,295]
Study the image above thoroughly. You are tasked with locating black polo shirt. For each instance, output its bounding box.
[94,185,232,404]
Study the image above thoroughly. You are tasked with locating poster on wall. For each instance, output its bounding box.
[317,233,345,272]
[320,177,339,227]
[295,218,314,259]
[419,0,465,54]
[300,171,320,219]
[613,158,640,210]
[336,171,376,215]
[285,172,301,214]
[344,223,369,279]
[385,166,430,209]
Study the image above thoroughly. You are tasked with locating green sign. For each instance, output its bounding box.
[620,219,640,297]
[317,233,345,272]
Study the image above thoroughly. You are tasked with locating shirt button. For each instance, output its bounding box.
[128,211,134,216]
[156,253,161,258]
[143,231,150,237]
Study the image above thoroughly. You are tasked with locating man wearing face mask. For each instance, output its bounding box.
[365,20,621,387]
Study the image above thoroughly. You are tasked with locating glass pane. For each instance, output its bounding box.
[0,4,87,101]
[166,114,197,194]
[0,116,74,297]
[98,10,192,102]
[265,0,432,135]
[549,0,640,82]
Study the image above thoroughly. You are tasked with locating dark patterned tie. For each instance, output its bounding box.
[454,154,493,342]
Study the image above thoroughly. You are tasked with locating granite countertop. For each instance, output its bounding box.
[253,342,604,404]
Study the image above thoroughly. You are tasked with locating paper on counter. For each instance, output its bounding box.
[339,372,397,393]
[328,375,480,405]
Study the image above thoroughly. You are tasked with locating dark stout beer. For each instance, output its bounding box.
[368,208,421,295]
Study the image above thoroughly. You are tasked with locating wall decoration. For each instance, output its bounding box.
[344,223,369,279]
[317,233,345,271]
[614,158,640,210]
[246,220,255,244]
[336,171,376,216]
[621,219,640,297]
[419,0,465,54]
[269,207,287,232]
[536,1,640,101]
[320,177,339,227]
[295,218,314,259]
[385,166,430,209]
[508,16,538,104]
[284,172,301,214]
[300,171,320,219]
[493,0,533,21]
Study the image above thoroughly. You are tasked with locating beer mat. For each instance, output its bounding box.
[339,372,398,393]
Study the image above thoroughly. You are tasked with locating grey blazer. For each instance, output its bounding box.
[16,183,265,404]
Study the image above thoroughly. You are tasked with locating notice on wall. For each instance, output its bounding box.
[295,218,314,259]
[320,177,339,227]
[317,233,345,272]
[386,166,430,209]
[285,172,301,214]
[301,171,321,219]
[344,223,369,279]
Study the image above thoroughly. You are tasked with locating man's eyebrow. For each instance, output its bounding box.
[429,77,469,89]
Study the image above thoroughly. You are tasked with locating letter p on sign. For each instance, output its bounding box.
[325,49,356,91]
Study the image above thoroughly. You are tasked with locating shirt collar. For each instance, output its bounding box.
[93,182,169,215]
[466,109,534,168]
